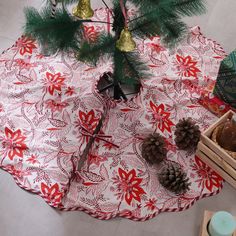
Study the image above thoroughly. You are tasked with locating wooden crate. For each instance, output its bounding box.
[196,110,236,189]
[199,210,236,236]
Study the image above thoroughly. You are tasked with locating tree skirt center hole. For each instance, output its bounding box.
[97,72,141,100]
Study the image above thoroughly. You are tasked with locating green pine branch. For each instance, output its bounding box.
[131,7,187,47]
[23,0,206,98]
[160,19,187,47]
[24,7,83,54]
[78,34,116,65]
[171,0,206,16]
[129,0,205,46]
[113,48,125,83]
[113,49,150,89]
[47,0,78,5]
[112,0,126,36]
[130,0,205,17]
[122,52,151,82]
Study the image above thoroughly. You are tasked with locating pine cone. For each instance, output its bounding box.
[141,133,167,165]
[158,163,191,194]
[174,117,201,150]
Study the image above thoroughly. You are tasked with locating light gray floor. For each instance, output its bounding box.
[0,1,236,236]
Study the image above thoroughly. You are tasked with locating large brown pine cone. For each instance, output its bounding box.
[174,117,201,150]
[141,133,167,165]
[158,163,191,194]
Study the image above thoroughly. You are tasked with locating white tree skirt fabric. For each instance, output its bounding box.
[0,9,227,221]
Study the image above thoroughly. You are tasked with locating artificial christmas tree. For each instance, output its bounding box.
[24,0,206,169]
[24,0,205,99]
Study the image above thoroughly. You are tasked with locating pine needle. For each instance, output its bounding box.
[24,7,83,54]
[129,0,205,46]
[172,0,206,16]
[113,49,151,87]
[78,34,116,65]
[48,0,79,5]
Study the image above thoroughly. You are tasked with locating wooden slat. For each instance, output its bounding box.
[199,210,211,236]
[201,136,236,169]
[198,142,236,179]
[200,110,236,170]
[203,110,232,137]
[196,150,236,189]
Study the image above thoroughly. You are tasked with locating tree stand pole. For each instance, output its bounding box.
[77,110,107,171]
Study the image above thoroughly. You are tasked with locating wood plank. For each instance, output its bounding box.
[203,110,233,137]
[198,142,236,179]
[201,134,236,170]
[201,110,236,169]
[199,210,211,236]
[196,150,236,189]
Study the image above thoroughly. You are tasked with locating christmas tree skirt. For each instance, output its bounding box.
[0,11,227,220]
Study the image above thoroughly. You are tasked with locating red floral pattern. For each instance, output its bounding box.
[41,183,63,205]
[192,156,223,192]
[65,86,76,96]
[145,198,158,211]
[0,18,226,221]
[149,101,174,133]
[45,99,69,113]
[147,42,166,53]
[0,128,28,161]
[88,154,107,166]
[175,55,201,77]
[16,36,37,56]
[26,155,40,165]
[5,164,31,181]
[113,168,146,205]
[83,25,99,42]
[43,72,66,96]
[78,110,100,132]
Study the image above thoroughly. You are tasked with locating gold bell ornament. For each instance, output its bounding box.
[72,0,94,19]
[116,27,136,52]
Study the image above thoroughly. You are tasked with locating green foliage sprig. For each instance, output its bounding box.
[25,7,84,54]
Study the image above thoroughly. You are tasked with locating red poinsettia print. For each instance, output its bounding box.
[65,86,76,96]
[175,55,201,77]
[182,79,201,94]
[16,36,37,56]
[112,168,146,205]
[26,154,40,165]
[41,183,63,205]
[45,99,69,113]
[149,101,174,133]
[145,198,158,211]
[83,25,99,42]
[0,127,28,161]
[14,58,36,70]
[192,156,223,192]
[88,154,107,166]
[5,163,31,181]
[43,72,66,95]
[78,110,100,132]
[147,42,165,54]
